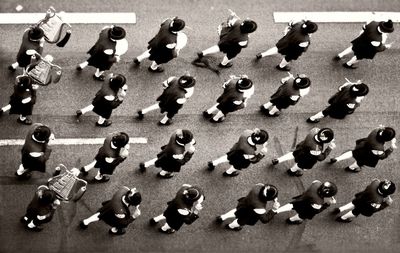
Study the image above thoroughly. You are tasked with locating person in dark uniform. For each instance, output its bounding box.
[136,74,195,125]
[203,75,254,123]
[334,179,395,222]
[80,132,130,182]
[271,180,337,224]
[150,184,204,234]
[133,17,187,73]
[76,74,127,127]
[333,19,394,69]
[216,183,280,231]
[77,26,127,80]
[15,123,54,179]
[0,75,38,125]
[9,27,45,72]
[260,73,311,116]
[256,20,318,71]
[139,129,196,178]
[20,185,60,231]
[307,81,369,123]
[79,186,142,235]
[272,128,336,176]
[194,10,257,68]
[208,128,269,177]
[329,126,396,172]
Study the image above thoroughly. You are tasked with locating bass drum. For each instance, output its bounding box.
[115,38,129,56]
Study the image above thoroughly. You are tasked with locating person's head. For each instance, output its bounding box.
[259,184,278,202]
[109,26,126,40]
[33,125,52,143]
[301,20,318,34]
[38,188,57,205]
[176,129,194,145]
[182,186,202,204]
[240,19,257,34]
[293,75,311,90]
[378,20,394,33]
[29,27,44,41]
[109,74,127,91]
[376,127,396,143]
[349,83,369,98]
[112,132,129,148]
[178,75,196,89]
[316,128,334,143]
[125,188,142,206]
[169,18,185,32]
[318,181,338,198]
[251,129,269,145]
[236,77,253,92]
[16,75,33,90]
[377,180,396,197]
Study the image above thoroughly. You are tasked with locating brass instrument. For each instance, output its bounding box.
[36,7,72,47]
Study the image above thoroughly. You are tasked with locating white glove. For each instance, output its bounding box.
[391,138,397,149]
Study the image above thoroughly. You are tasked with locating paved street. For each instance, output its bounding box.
[0,1,399,252]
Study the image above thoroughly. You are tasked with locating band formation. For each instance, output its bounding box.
[1,8,397,235]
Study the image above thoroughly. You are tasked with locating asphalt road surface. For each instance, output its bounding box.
[0,1,399,252]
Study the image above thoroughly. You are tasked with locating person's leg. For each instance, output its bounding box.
[77,61,88,70]
[201,45,220,56]
[272,152,294,165]
[256,46,279,59]
[336,46,353,59]
[135,49,151,63]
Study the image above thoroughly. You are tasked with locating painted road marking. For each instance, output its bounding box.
[274,12,400,23]
[0,12,136,24]
[0,137,147,146]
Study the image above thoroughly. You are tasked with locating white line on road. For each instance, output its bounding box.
[274,12,400,23]
[0,12,136,24]
[0,137,147,146]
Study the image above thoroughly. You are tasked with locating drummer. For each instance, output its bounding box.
[132,17,188,73]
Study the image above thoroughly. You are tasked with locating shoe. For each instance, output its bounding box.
[8,65,16,72]
[267,111,280,117]
[80,167,89,176]
[219,62,233,68]
[0,109,3,116]
[332,208,340,215]
[136,110,144,120]
[93,74,106,81]
[276,65,291,71]
[271,159,279,165]
[256,53,262,60]
[210,116,225,123]
[225,224,242,231]
[79,220,88,229]
[76,65,83,71]
[158,227,175,234]
[149,218,158,226]
[207,161,215,171]
[109,228,126,235]
[15,171,32,180]
[26,225,43,232]
[335,216,352,223]
[260,105,269,114]
[223,171,240,177]
[216,216,223,224]
[157,172,174,179]
[328,158,337,164]
[333,55,341,61]
[148,66,164,73]
[17,117,33,125]
[344,167,361,173]
[53,167,61,177]
[197,52,203,59]
[96,119,112,127]
[133,58,140,65]
[76,110,82,119]
[157,119,172,126]
[286,218,303,225]
[20,217,28,224]
[139,162,146,173]
[94,175,110,183]
[306,117,319,123]
[342,63,357,69]
[203,110,213,119]
[287,169,303,177]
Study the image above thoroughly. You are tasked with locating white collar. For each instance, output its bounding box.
[32,134,46,143]
[111,142,117,149]
[247,137,256,146]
